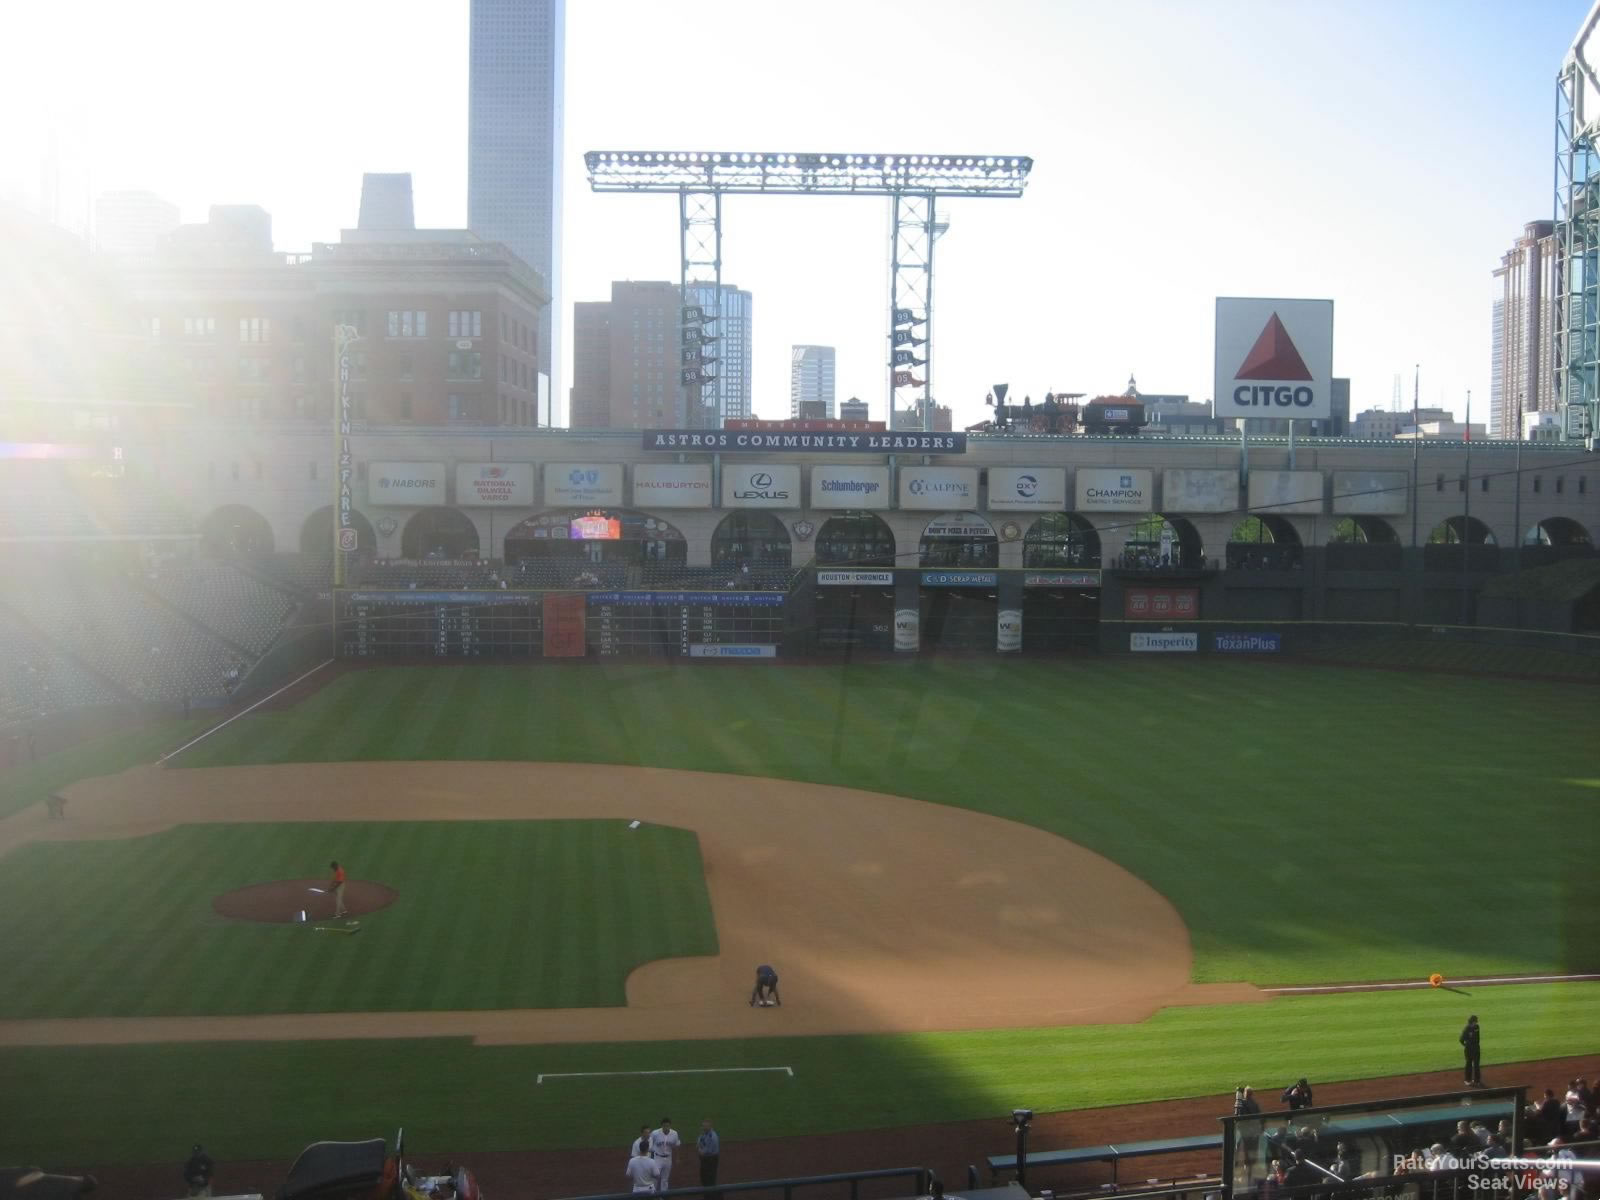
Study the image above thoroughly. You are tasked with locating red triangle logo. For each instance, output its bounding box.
[1236,313,1312,381]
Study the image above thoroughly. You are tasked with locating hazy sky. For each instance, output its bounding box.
[0,0,1586,429]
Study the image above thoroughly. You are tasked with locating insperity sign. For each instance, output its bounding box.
[1214,298,1334,422]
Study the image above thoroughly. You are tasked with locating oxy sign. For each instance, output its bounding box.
[546,464,624,508]
[899,466,978,510]
[369,462,446,506]
[1215,297,1334,421]
[722,464,799,508]
[987,467,1066,511]
[811,465,890,509]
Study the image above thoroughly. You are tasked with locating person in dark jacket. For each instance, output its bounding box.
[183,1145,214,1198]
[1460,1015,1482,1086]
[1282,1079,1314,1111]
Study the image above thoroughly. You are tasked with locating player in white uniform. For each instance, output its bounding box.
[650,1117,682,1190]
[625,1147,661,1193]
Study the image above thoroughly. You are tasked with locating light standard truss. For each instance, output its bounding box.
[586,151,1032,429]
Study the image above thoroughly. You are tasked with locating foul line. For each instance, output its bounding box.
[159,660,333,764]
[537,1067,794,1084]
[1266,972,1600,996]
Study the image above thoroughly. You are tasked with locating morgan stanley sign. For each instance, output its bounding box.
[1215,298,1334,422]
[644,429,966,453]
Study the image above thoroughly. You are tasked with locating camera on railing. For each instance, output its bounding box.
[1011,1109,1033,1128]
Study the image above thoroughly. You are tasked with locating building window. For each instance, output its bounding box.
[1556,476,1565,494]
[1581,477,1589,495]
[239,317,270,343]
[501,313,509,340]
[387,310,427,338]
[1435,473,1444,493]
[148,316,161,339]
[183,316,215,339]
[1533,475,1542,494]
[1480,475,1489,493]
[309,461,318,481]
[1458,475,1466,493]
[399,393,413,420]
[500,356,507,383]
[448,311,482,338]
[448,393,468,422]
[238,357,268,383]
[398,354,414,381]
[448,350,483,380]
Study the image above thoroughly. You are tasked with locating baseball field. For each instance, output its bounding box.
[0,657,1596,1177]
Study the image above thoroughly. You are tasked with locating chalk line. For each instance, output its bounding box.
[537,1066,794,1084]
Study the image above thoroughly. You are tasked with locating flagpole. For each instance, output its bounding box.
[1461,389,1471,626]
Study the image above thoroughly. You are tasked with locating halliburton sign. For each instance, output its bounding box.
[1215,298,1334,422]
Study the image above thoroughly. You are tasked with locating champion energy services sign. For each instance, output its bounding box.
[1074,468,1152,512]
[810,465,890,509]
[633,463,712,508]
[369,462,446,506]
[1215,298,1334,421]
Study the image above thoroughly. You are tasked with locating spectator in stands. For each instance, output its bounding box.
[1259,1159,1287,1200]
[1451,1120,1479,1155]
[1234,1088,1262,1175]
[1282,1078,1314,1111]
[1565,1082,1590,1135]
[1329,1143,1357,1183]
[1532,1090,1565,1141]
[183,1144,214,1197]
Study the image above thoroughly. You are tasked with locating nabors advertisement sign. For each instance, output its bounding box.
[369,462,445,506]
[1215,297,1334,421]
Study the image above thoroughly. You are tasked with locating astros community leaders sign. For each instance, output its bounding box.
[644,429,966,453]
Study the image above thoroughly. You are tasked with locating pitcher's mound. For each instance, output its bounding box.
[212,879,398,924]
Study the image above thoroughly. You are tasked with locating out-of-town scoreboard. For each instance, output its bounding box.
[336,590,785,659]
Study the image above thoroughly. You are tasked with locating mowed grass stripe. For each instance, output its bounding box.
[174,660,1600,985]
[0,821,716,1018]
[4,982,1596,1168]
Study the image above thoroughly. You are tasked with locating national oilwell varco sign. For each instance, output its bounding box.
[1215,298,1334,422]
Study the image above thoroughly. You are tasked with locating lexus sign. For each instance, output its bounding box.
[1215,298,1334,421]
[721,464,799,508]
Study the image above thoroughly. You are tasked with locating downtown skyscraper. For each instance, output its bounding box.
[469,0,564,421]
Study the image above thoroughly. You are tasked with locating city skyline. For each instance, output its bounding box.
[0,0,1587,430]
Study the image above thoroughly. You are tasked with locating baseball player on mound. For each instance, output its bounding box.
[750,964,780,1006]
[328,860,348,918]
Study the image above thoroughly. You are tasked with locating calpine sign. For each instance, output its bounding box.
[1215,298,1334,421]
[644,429,966,453]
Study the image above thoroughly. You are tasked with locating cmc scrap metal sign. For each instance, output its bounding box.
[644,429,966,453]
[1215,298,1334,421]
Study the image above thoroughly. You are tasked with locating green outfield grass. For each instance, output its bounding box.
[3,982,1595,1168]
[0,716,205,821]
[0,820,716,1018]
[178,660,1600,986]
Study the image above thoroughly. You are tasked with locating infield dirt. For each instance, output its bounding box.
[0,761,1259,1046]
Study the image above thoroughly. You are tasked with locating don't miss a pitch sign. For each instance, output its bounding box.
[1215,298,1334,422]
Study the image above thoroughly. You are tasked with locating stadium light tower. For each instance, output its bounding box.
[585,151,1033,428]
